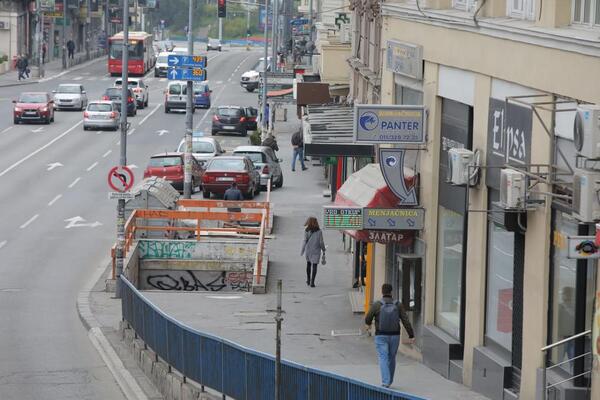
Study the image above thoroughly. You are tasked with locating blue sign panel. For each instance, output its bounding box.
[353,104,426,144]
[290,18,309,26]
[167,55,207,68]
[167,68,207,81]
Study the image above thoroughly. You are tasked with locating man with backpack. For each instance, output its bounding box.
[365,283,415,388]
[290,129,307,171]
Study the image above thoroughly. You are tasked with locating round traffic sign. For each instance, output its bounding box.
[108,166,135,192]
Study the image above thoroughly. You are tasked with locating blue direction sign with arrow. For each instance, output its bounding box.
[167,67,207,81]
[167,55,207,68]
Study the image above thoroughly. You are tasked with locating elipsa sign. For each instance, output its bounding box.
[354,104,426,144]
[386,40,423,80]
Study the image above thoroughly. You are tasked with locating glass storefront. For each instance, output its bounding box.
[485,222,515,351]
[435,206,464,339]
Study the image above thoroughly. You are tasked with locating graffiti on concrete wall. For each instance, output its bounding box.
[139,240,195,259]
[141,270,253,292]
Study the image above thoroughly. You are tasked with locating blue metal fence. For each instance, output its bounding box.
[120,277,426,400]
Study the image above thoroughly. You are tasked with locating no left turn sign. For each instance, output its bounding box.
[108,166,135,192]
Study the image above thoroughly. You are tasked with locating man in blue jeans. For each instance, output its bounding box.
[365,283,415,388]
[290,130,307,171]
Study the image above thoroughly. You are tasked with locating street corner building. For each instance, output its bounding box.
[308,0,600,399]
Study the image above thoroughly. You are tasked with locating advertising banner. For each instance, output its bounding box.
[354,104,426,144]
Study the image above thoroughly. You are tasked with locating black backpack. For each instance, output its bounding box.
[378,300,400,333]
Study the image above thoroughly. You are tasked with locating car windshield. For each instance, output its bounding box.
[178,141,215,154]
[56,85,80,94]
[19,94,46,103]
[234,152,265,164]
[105,88,121,97]
[149,157,182,167]
[209,39,220,45]
[193,84,207,94]
[169,85,182,95]
[115,80,138,87]
[157,55,168,63]
[218,107,241,117]
[253,61,266,71]
[88,103,113,112]
[208,159,245,170]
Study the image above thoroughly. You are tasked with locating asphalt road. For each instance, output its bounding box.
[0,45,262,400]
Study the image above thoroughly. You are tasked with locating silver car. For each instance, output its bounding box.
[232,145,283,189]
[177,135,225,166]
[83,101,120,131]
[52,83,88,111]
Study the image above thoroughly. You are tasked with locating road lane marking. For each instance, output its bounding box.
[48,194,62,206]
[127,128,135,136]
[47,162,63,171]
[159,78,166,82]
[0,240,6,250]
[20,214,39,229]
[1,126,13,134]
[0,121,83,178]
[68,177,81,188]
[138,103,161,125]
[73,76,83,81]
[96,130,104,135]
[102,150,112,158]
[86,161,99,172]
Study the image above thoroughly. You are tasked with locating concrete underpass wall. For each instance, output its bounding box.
[136,239,261,293]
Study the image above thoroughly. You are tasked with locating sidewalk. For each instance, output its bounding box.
[86,107,489,399]
[0,49,106,88]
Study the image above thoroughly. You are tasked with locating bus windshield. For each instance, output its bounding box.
[109,39,144,60]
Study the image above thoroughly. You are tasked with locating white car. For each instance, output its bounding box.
[176,135,225,165]
[114,78,149,109]
[154,51,172,77]
[240,57,271,93]
[172,47,188,56]
[207,38,222,51]
[52,83,88,111]
[83,101,120,131]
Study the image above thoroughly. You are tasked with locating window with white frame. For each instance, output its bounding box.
[452,0,478,12]
[573,0,600,25]
[507,0,535,20]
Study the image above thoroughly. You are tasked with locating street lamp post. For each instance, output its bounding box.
[271,0,277,70]
[86,0,90,60]
[261,0,268,139]
[115,2,130,298]
[37,0,44,77]
[183,0,194,199]
[62,0,67,69]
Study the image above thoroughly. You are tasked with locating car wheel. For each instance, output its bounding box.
[154,71,159,77]
[51,113,55,122]
[211,131,217,136]
[45,116,50,124]
[13,117,19,124]
[145,97,149,107]
[246,88,254,93]
[165,106,169,113]
[275,174,283,188]
[242,129,248,137]
[83,126,88,131]
[202,190,210,199]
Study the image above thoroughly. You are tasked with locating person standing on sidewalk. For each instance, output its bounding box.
[22,55,30,78]
[67,39,75,60]
[16,55,25,81]
[291,129,307,171]
[300,217,326,287]
[365,283,415,388]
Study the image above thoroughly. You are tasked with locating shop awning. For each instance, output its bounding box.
[304,104,374,157]
[334,163,416,245]
[267,88,294,97]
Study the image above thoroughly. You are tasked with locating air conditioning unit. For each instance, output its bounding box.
[500,169,527,209]
[447,148,474,186]
[574,104,600,159]
[572,168,600,222]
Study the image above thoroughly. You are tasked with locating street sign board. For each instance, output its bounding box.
[167,54,207,68]
[567,236,600,259]
[108,166,135,192]
[363,208,424,230]
[109,192,136,200]
[168,67,207,81]
[379,148,418,206]
[354,104,426,144]
[323,207,362,230]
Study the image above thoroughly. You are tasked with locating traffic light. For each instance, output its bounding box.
[218,0,226,18]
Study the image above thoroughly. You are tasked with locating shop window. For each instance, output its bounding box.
[572,0,600,25]
[435,207,464,339]
[394,84,423,106]
[485,222,516,352]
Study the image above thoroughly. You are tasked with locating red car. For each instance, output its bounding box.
[13,92,55,124]
[143,152,205,192]
[201,156,260,199]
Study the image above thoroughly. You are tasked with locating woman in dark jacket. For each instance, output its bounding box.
[301,217,326,287]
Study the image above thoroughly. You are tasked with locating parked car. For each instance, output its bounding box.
[172,47,188,56]
[243,106,258,131]
[240,57,271,92]
[52,83,88,111]
[143,152,205,192]
[114,77,149,108]
[201,156,260,199]
[83,101,120,131]
[212,106,247,136]
[102,87,137,116]
[164,81,195,113]
[154,51,172,77]
[13,92,54,124]
[207,38,222,51]
[193,82,212,109]
[176,134,225,165]
[233,145,283,189]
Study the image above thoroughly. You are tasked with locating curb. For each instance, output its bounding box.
[76,263,148,400]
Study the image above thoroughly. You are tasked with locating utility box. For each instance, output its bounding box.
[124,177,180,239]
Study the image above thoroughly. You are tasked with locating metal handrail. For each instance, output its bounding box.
[547,370,592,390]
[541,329,591,352]
[546,351,591,371]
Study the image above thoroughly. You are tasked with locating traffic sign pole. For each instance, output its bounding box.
[184,0,194,199]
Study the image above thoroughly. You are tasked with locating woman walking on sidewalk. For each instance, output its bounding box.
[301,217,326,287]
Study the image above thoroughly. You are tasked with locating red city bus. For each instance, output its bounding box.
[108,31,155,76]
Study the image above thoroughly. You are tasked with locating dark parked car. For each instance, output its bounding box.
[143,152,205,192]
[13,92,55,124]
[201,156,260,199]
[102,87,137,116]
[212,106,248,136]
